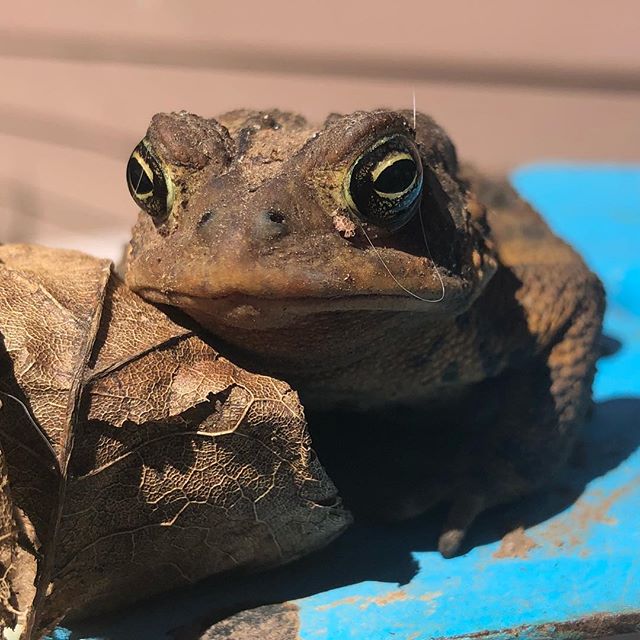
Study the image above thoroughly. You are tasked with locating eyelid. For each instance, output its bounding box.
[163,165,175,214]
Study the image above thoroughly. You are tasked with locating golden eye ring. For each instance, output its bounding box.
[126,140,174,220]
[344,135,423,230]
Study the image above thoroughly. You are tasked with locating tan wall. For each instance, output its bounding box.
[1,1,639,259]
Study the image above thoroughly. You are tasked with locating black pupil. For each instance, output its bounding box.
[373,158,416,194]
[127,156,153,195]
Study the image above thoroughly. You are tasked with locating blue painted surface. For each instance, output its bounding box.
[512,164,640,402]
[65,164,640,640]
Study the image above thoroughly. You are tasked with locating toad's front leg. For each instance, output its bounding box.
[312,267,604,557]
[431,264,604,556]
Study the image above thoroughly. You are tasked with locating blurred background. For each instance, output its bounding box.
[0,0,638,261]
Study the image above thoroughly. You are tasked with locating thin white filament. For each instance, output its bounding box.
[412,88,417,131]
[356,202,445,303]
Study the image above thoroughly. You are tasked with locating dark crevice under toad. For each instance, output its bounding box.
[124,109,604,558]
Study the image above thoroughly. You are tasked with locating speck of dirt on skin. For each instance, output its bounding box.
[493,526,539,559]
[333,214,356,238]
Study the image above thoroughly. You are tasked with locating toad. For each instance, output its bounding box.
[124,109,604,557]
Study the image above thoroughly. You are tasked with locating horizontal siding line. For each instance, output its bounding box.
[0,30,639,95]
[0,177,129,232]
[0,105,132,160]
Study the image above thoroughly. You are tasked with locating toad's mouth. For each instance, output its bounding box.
[136,277,476,331]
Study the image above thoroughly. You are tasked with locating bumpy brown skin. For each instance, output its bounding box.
[125,109,605,557]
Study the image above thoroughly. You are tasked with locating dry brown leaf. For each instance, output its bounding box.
[0,443,18,630]
[0,244,350,639]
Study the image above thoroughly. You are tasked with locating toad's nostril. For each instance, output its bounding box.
[198,209,215,226]
[268,210,285,224]
[254,209,289,240]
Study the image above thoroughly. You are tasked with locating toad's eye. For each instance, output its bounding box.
[126,141,174,220]
[344,135,423,230]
